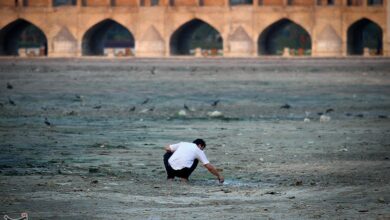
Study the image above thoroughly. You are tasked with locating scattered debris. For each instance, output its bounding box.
[139,107,154,114]
[90,143,127,149]
[89,167,100,173]
[295,180,303,186]
[65,110,77,116]
[73,188,84,192]
[177,110,187,117]
[91,180,99,184]
[140,108,150,113]
[320,115,331,122]
[378,197,385,203]
[207,111,223,118]
[221,188,232,193]
[74,94,84,102]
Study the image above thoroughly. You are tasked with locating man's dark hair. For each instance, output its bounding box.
[193,139,206,148]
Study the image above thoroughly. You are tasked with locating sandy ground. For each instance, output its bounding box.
[0,58,389,219]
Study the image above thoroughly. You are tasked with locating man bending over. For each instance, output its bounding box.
[163,139,224,183]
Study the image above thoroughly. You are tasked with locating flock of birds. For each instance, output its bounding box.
[6,82,53,127]
[3,74,387,128]
[3,81,223,127]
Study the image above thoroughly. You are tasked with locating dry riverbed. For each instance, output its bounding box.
[0,58,389,219]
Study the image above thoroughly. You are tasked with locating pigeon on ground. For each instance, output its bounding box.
[325,108,334,113]
[151,67,156,75]
[141,98,150,105]
[44,117,51,126]
[211,100,220,107]
[280,104,291,109]
[8,97,15,106]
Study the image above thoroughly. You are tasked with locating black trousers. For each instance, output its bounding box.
[163,152,198,179]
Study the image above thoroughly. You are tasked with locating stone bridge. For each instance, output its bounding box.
[0,0,388,57]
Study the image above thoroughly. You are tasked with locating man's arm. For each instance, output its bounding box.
[204,163,224,183]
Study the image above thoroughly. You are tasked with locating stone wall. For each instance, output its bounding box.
[114,0,139,6]
[0,0,16,7]
[28,0,50,7]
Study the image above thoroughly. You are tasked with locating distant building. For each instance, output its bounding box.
[0,0,388,57]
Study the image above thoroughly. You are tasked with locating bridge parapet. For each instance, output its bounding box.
[0,0,386,8]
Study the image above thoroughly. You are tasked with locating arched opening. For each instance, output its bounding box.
[367,0,383,5]
[230,0,252,6]
[347,18,382,55]
[53,0,76,6]
[258,19,312,56]
[82,19,135,56]
[0,19,47,56]
[170,19,223,56]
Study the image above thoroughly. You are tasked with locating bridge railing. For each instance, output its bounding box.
[0,0,385,7]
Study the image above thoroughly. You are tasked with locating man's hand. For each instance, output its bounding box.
[204,163,224,183]
[218,175,224,184]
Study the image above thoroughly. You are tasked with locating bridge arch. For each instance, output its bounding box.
[170,18,223,56]
[82,19,135,56]
[53,0,77,6]
[347,18,383,55]
[229,0,252,6]
[0,19,48,56]
[257,18,312,56]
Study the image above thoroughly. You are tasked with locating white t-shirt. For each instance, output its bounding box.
[168,142,210,170]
